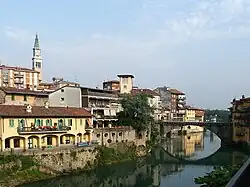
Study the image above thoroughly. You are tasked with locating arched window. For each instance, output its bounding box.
[58,119,63,127]
[35,119,41,127]
[19,119,25,127]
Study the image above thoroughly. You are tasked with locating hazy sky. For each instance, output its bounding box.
[1,0,250,109]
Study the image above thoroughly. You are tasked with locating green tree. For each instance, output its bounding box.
[118,93,154,133]
[205,109,230,122]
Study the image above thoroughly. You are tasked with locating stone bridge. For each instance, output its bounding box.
[151,147,245,166]
[157,121,233,145]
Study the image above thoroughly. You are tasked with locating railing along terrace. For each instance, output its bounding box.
[17,125,71,133]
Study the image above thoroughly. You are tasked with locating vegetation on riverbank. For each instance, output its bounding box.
[0,154,50,187]
[96,143,138,166]
[194,164,242,187]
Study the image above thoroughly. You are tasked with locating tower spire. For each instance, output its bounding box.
[34,34,40,49]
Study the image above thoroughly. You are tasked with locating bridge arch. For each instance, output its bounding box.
[154,146,239,166]
[159,121,232,145]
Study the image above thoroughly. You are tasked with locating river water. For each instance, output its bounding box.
[23,130,249,187]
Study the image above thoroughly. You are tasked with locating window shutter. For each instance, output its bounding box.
[50,119,52,126]
[41,119,43,126]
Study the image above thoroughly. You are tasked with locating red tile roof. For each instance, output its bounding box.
[0,65,38,73]
[131,88,160,97]
[0,105,92,117]
[169,88,185,95]
[0,87,50,96]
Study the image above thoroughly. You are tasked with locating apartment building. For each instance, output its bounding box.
[0,65,40,90]
[81,87,120,127]
[154,87,186,121]
[0,104,92,151]
[230,95,250,143]
[0,87,49,106]
[131,88,162,121]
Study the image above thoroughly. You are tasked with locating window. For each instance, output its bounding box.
[123,85,127,89]
[68,119,72,126]
[61,97,64,101]
[61,89,64,92]
[24,95,27,101]
[9,119,14,127]
[11,94,15,101]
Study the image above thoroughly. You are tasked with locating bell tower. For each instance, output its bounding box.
[32,34,43,82]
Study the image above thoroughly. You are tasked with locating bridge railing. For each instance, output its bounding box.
[225,158,250,187]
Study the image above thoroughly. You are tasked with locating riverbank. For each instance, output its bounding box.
[0,142,148,187]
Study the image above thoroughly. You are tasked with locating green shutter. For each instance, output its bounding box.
[50,119,52,126]
[41,119,43,126]
[64,119,66,126]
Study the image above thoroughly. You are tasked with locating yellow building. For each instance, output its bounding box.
[184,107,196,122]
[231,96,250,143]
[0,87,49,106]
[0,104,93,151]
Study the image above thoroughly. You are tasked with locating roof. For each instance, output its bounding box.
[131,88,160,97]
[103,80,120,84]
[0,65,38,73]
[117,74,134,78]
[169,88,185,95]
[186,106,204,111]
[34,34,40,49]
[0,105,92,117]
[195,110,205,117]
[0,87,50,96]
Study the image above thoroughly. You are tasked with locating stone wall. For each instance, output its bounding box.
[23,147,98,173]
[92,126,149,147]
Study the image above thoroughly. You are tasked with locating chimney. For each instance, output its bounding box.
[26,105,32,113]
[242,95,245,99]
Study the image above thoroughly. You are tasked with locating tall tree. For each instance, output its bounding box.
[118,93,153,133]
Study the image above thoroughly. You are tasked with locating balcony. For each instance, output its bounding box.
[17,126,71,134]
[14,73,24,78]
[87,91,118,100]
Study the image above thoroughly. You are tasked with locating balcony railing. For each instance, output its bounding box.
[17,126,71,134]
[87,91,118,99]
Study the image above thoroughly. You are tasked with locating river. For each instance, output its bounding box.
[23,130,249,187]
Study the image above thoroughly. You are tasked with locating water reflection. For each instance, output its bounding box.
[162,130,221,160]
[23,131,248,187]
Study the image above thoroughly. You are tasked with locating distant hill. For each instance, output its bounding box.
[204,109,230,122]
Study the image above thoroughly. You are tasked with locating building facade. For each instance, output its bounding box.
[81,87,120,127]
[0,104,92,151]
[154,87,186,121]
[49,86,82,108]
[231,96,250,143]
[0,87,49,106]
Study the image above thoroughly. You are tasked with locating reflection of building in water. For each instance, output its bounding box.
[166,133,204,158]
